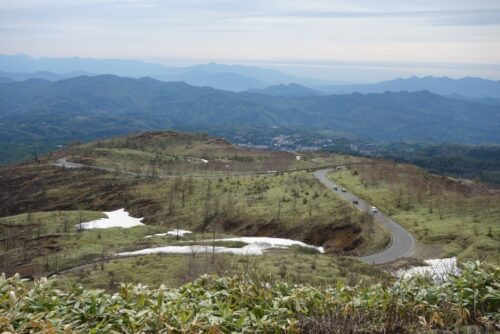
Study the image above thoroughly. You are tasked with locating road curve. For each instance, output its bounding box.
[54,158,414,264]
[53,157,275,179]
[314,169,415,265]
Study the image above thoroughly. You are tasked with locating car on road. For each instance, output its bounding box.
[371,206,378,213]
[333,186,338,191]
[341,188,346,192]
[352,199,359,204]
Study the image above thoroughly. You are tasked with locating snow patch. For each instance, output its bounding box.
[208,237,324,253]
[117,236,324,257]
[76,209,144,230]
[144,229,192,238]
[118,244,264,256]
[398,257,459,281]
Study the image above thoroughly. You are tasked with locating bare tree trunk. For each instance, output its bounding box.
[181,180,186,208]
[396,186,403,208]
[308,196,312,216]
[204,181,212,225]
[78,210,83,231]
[169,184,176,215]
[277,199,281,221]
[212,228,216,264]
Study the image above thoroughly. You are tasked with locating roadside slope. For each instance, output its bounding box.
[314,169,415,264]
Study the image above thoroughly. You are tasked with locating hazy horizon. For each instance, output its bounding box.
[3,52,500,84]
[1,0,500,82]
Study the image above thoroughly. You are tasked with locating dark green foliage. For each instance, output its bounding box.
[1,76,499,164]
[377,143,500,184]
[0,262,498,332]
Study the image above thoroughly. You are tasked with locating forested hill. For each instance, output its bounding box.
[0,75,499,163]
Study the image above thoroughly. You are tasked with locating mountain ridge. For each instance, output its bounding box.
[246,83,321,97]
[0,75,498,163]
[2,55,500,97]
[315,75,500,99]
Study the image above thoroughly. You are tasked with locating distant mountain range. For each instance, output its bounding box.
[1,54,499,99]
[0,76,14,84]
[446,94,500,106]
[314,76,500,99]
[0,70,92,82]
[0,75,498,163]
[0,54,324,91]
[246,83,321,97]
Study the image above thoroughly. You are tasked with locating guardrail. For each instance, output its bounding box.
[360,235,394,257]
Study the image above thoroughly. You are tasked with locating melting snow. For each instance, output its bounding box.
[208,237,324,253]
[398,257,459,281]
[117,236,324,257]
[76,209,144,230]
[145,229,192,238]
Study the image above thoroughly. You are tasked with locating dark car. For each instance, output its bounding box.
[333,186,338,191]
[352,199,359,204]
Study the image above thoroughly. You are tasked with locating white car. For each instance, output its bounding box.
[371,206,378,213]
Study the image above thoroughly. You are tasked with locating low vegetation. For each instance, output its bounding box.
[54,250,385,291]
[0,134,387,278]
[0,205,384,286]
[1,262,498,333]
[328,161,500,263]
[2,130,499,333]
[374,142,500,184]
[67,131,351,175]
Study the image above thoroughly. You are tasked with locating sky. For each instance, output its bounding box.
[1,0,500,82]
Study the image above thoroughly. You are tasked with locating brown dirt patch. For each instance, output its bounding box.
[208,217,363,254]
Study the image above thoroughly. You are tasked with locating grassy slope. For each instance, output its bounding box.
[55,250,384,291]
[0,209,384,289]
[328,162,500,263]
[0,131,387,282]
[69,131,356,175]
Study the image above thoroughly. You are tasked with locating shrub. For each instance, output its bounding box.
[0,262,498,333]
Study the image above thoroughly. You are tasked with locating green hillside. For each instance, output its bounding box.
[328,161,500,263]
[0,132,388,282]
[1,75,499,164]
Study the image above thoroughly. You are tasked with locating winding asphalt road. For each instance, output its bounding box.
[314,169,415,264]
[54,158,414,265]
[54,157,277,179]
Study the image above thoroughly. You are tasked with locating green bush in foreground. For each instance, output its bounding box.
[0,262,498,333]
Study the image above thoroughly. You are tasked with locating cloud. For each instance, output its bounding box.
[0,0,499,81]
[232,9,500,26]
